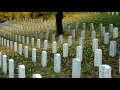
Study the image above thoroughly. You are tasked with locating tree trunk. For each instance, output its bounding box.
[56,12,64,36]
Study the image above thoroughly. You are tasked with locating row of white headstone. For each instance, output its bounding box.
[0,52,42,78]
[107,12,119,15]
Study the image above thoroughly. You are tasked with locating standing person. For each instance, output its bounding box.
[56,12,64,36]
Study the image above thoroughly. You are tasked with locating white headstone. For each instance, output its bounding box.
[1,38,3,46]
[37,39,40,48]
[81,30,85,39]
[22,36,25,44]
[108,12,110,14]
[94,49,102,67]
[99,23,103,34]
[76,46,83,61]
[52,41,57,53]
[2,55,7,74]
[54,53,61,73]
[79,37,84,48]
[99,64,111,78]
[52,34,56,42]
[109,24,113,32]
[24,46,28,59]
[19,44,22,55]
[41,51,47,67]
[104,33,109,44]
[116,12,118,15]
[18,35,21,43]
[26,37,29,45]
[68,36,72,47]
[7,40,9,48]
[0,52,2,68]
[119,58,120,73]
[32,74,42,78]
[59,35,63,44]
[32,48,36,63]
[4,39,6,47]
[91,31,96,40]
[18,65,25,78]
[102,27,105,37]
[90,23,94,31]
[15,35,17,42]
[72,58,81,78]
[9,59,14,78]
[0,37,1,45]
[113,27,118,39]
[31,38,34,47]
[43,40,48,50]
[72,30,75,39]
[63,43,68,57]
[68,25,71,32]
[14,42,17,53]
[111,12,114,15]
[10,41,13,50]
[82,23,86,30]
[109,41,117,57]
[92,39,98,52]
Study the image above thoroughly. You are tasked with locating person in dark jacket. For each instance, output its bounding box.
[56,12,64,36]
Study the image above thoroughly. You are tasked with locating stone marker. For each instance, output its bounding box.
[19,44,22,55]
[99,23,103,34]
[99,64,111,78]
[109,41,117,57]
[7,40,9,48]
[0,52,2,68]
[91,31,96,41]
[92,39,98,52]
[94,49,102,67]
[37,39,40,48]
[81,30,85,39]
[68,36,72,47]
[31,38,34,47]
[52,34,56,42]
[79,37,84,48]
[104,33,109,44]
[82,23,86,30]
[15,35,17,42]
[32,74,42,78]
[41,51,47,67]
[1,38,3,46]
[76,46,83,61]
[3,55,7,74]
[18,35,21,43]
[119,58,120,73]
[14,42,17,53]
[4,39,6,47]
[68,25,71,32]
[9,59,14,78]
[54,53,61,73]
[63,43,68,57]
[59,35,63,44]
[52,41,57,53]
[24,46,28,59]
[22,36,25,43]
[43,40,48,50]
[113,27,118,39]
[72,30,75,39]
[26,37,29,45]
[102,27,105,37]
[32,48,36,63]
[18,65,25,78]
[72,58,81,78]
[10,41,13,50]
[109,24,113,32]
